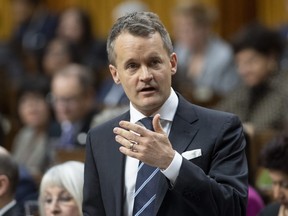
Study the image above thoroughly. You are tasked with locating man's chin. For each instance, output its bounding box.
[140,101,163,113]
[141,96,160,105]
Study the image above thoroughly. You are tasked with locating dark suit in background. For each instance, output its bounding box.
[2,203,24,216]
[0,147,25,216]
[258,202,280,216]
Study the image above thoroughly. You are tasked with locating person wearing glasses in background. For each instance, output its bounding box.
[49,63,99,150]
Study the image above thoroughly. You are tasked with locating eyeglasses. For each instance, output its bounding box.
[46,92,83,106]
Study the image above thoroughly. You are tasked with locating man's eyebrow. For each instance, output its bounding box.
[149,55,162,59]
[124,58,138,65]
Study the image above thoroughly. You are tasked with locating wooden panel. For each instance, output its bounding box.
[256,0,287,28]
[45,0,112,38]
[44,0,248,40]
[219,0,256,39]
[1,0,287,40]
[0,0,13,39]
[54,149,86,164]
[45,0,179,39]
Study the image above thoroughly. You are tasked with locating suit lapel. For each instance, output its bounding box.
[154,95,199,214]
[113,138,125,216]
[169,108,199,153]
[110,112,130,216]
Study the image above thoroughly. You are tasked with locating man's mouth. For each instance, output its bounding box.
[141,86,156,92]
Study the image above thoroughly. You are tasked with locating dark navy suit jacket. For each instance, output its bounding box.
[83,94,248,216]
[2,203,24,216]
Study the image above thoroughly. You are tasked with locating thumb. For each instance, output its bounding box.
[153,114,165,134]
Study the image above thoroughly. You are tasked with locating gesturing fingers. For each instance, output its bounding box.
[114,118,175,168]
[114,124,140,140]
[118,120,153,136]
[152,114,165,134]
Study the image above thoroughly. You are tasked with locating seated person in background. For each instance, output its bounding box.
[171,0,240,104]
[258,134,288,216]
[38,161,84,216]
[42,37,80,78]
[0,146,23,216]
[49,63,98,149]
[11,75,52,183]
[215,23,287,136]
[0,42,25,88]
[56,7,107,84]
[9,0,58,72]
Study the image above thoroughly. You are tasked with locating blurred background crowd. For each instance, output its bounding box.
[1,0,288,215]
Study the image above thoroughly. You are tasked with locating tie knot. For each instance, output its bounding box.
[139,117,154,131]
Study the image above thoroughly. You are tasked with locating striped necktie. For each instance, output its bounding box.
[132,117,160,216]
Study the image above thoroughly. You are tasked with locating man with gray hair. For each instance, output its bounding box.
[83,11,248,216]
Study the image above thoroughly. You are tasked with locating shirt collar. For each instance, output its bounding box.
[0,199,16,215]
[130,88,178,123]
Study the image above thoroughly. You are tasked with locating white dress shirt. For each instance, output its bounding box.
[123,88,183,216]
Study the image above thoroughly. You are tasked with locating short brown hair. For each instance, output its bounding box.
[107,11,173,65]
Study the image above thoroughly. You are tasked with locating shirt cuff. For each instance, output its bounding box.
[161,151,182,184]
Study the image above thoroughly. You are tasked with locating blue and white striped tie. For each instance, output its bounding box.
[132,117,160,216]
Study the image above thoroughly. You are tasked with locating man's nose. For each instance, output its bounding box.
[140,66,153,81]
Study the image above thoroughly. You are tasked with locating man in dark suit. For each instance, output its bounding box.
[0,147,24,216]
[50,63,98,149]
[83,11,248,216]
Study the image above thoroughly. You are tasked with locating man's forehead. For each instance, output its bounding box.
[114,32,165,53]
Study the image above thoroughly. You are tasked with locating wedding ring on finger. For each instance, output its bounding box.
[129,142,134,150]
[129,141,137,151]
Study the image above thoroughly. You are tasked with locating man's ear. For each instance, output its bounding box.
[0,175,9,196]
[170,53,178,75]
[109,64,121,84]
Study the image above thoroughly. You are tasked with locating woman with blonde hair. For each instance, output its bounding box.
[38,161,84,216]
